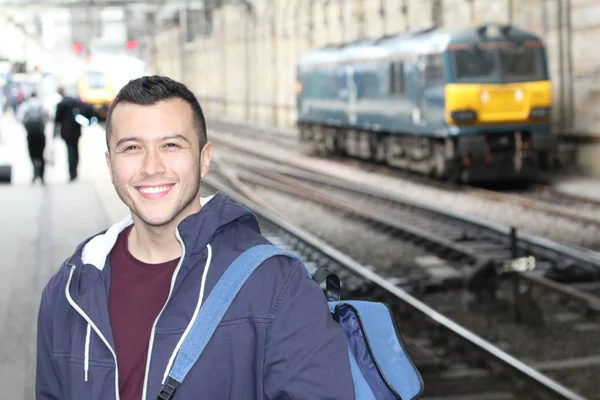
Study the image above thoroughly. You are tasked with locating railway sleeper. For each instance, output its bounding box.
[420,367,512,397]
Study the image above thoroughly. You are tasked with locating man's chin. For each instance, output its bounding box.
[133,212,176,228]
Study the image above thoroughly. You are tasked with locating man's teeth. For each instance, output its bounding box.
[138,185,172,194]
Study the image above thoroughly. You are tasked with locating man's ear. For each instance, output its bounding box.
[200,142,213,178]
[105,150,112,179]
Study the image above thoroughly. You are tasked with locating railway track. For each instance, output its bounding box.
[217,155,600,312]
[214,152,600,398]
[465,185,600,228]
[208,118,600,230]
[528,184,600,209]
[215,147,600,282]
[201,173,588,400]
[209,118,298,148]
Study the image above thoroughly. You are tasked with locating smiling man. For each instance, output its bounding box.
[35,76,355,400]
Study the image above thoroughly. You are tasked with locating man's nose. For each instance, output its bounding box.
[141,149,166,176]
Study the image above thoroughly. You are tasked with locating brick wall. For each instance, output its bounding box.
[150,0,598,140]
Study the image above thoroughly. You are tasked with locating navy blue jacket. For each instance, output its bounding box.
[36,192,355,399]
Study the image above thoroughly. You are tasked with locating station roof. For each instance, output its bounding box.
[0,0,175,9]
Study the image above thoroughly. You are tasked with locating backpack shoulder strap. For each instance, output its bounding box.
[158,244,301,400]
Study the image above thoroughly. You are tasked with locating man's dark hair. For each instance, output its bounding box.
[105,75,207,150]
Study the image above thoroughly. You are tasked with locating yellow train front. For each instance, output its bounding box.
[443,26,554,181]
[77,70,115,121]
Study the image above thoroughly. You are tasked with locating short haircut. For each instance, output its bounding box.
[105,75,207,150]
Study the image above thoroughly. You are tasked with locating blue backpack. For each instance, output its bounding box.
[157,245,424,400]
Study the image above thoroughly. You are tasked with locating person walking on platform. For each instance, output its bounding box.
[53,87,94,182]
[17,91,49,184]
[36,76,354,400]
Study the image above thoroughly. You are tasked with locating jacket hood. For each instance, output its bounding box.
[78,191,260,271]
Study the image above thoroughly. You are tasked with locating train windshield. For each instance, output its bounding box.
[452,45,545,83]
[499,47,544,82]
[86,71,108,89]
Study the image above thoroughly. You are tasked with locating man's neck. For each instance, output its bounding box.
[126,198,203,264]
[127,222,182,264]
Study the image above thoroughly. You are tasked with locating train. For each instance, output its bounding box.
[70,55,148,122]
[77,70,115,121]
[295,24,556,182]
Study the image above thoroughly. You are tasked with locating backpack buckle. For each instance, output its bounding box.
[156,377,180,400]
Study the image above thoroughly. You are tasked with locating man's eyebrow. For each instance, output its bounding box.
[114,134,191,148]
[163,134,191,144]
[115,136,140,148]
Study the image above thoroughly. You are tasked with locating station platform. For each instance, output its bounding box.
[551,175,600,203]
[0,113,127,399]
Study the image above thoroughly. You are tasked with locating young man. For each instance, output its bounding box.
[17,91,49,184]
[36,76,355,400]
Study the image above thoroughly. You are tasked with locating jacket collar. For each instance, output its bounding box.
[80,195,216,271]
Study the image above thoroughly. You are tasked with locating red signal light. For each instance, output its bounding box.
[126,40,138,50]
[71,43,84,53]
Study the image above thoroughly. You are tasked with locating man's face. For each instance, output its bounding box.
[106,98,212,228]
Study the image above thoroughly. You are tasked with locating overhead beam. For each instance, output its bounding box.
[0,0,204,10]
[0,0,253,11]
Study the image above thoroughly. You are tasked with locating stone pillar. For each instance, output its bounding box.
[355,0,365,38]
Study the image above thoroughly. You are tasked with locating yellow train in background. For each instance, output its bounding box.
[77,70,115,121]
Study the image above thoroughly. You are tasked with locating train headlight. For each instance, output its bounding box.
[451,109,477,122]
[530,107,550,119]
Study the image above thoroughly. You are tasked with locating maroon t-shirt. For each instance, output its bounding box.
[108,225,180,400]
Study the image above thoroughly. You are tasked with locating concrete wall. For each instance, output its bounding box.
[148,0,600,175]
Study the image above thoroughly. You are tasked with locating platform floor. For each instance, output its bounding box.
[0,113,127,399]
[552,175,600,203]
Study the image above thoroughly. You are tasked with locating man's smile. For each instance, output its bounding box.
[135,184,175,199]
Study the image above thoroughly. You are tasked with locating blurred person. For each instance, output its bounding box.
[17,91,49,184]
[35,76,354,400]
[12,86,24,114]
[53,86,95,182]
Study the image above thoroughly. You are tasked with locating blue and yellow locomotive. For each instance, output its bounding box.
[295,24,555,182]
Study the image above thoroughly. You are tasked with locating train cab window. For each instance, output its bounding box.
[389,62,404,95]
[452,45,545,83]
[499,47,545,82]
[453,47,497,82]
[86,71,108,89]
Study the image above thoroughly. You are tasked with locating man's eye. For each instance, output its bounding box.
[164,143,180,148]
[124,146,139,151]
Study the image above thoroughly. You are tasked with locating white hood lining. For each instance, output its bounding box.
[80,195,215,270]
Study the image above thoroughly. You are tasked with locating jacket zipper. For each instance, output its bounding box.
[140,229,187,400]
[65,265,121,400]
